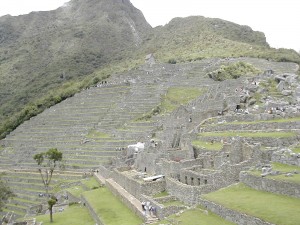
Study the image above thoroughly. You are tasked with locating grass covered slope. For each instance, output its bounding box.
[83,187,143,225]
[203,183,300,225]
[35,204,95,225]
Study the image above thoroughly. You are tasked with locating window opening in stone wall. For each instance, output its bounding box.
[204,179,207,184]
[191,177,194,186]
[185,176,187,184]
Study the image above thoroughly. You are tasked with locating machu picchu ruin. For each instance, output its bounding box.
[1,56,300,225]
[1,0,300,225]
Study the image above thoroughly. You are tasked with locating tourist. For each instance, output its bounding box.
[141,202,146,215]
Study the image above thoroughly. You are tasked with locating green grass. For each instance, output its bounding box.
[203,183,300,225]
[292,146,300,153]
[83,187,143,225]
[153,191,169,198]
[272,162,300,172]
[35,204,95,225]
[82,177,101,189]
[198,131,297,138]
[192,140,223,151]
[153,206,235,225]
[137,87,205,121]
[86,129,111,139]
[160,87,205,114]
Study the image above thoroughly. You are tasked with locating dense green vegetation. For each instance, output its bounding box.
[207,61,261,81]
[0,0,300,139]
[203,183,300,225]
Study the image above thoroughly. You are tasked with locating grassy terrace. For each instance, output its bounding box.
[66,177,101,198]
[292,146,300,153]
[250,163,300,184]
[137,87,205,120]
[192,140,223,151]
[203,183,300,225]
[153,206,235,225]
[35,204,95,225]
[83,188,143,225]
[198,131,297,138]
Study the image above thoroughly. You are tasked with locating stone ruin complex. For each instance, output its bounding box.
[0,57,300,224]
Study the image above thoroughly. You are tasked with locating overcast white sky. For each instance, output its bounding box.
[0,0,299,52]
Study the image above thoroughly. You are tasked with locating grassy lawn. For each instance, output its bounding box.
[272,162,300,172]
[203,183,300,225]
[153,206,235,225]
[35,204,94,225]
[82,177,101,189]
[192,140,223,151]
[198,131,297,138]
[83,187,143,225]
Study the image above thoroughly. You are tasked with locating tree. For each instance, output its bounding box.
[48,196,57,223]
[0,174,14,212]
[33,148,63,223]
[33,148,63,194]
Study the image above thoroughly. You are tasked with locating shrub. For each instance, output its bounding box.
[168,59,177,64]
[207,61,261,81]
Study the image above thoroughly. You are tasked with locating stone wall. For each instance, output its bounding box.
[240,172,300,198]
[200,136,299,148]
[141,195,185,219]
[81,195,103,225]
[165,177,212,205]
[198,198,275,225]
[203,120,300,132]
[105,180,145,221]
[98,165,112,179]
[157,158,204,177]
[272,152,300,166]
[111,169,165,199]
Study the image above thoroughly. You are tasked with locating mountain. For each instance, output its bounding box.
[0,0,299,139]
[0,0,151,123]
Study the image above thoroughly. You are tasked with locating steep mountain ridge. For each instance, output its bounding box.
[0,0,299,139]
[0,0,151,120]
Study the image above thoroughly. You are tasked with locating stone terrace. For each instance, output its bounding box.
[1,57,299,224]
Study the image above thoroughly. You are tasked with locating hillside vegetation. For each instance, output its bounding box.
[0,0,300,139]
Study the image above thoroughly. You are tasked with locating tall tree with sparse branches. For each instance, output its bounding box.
[33,148,63,195]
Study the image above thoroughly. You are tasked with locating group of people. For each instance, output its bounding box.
[141,201,157,217]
